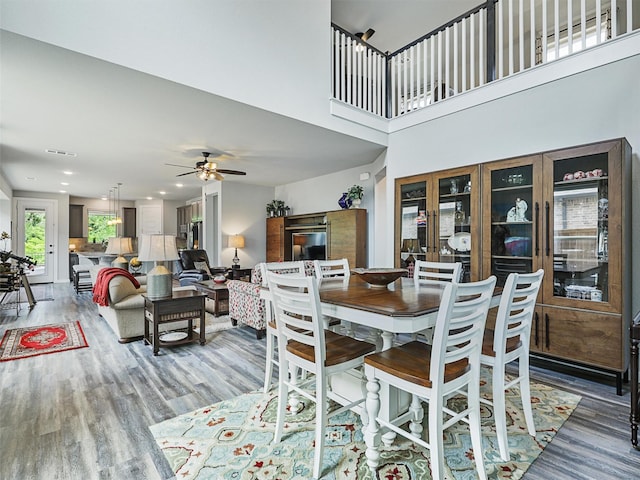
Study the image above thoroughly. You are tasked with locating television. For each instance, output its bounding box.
[292,232,326,261]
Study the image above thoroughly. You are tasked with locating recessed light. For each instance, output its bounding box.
[59,190,67,193]
[46,149,77,157]
[101,196,107,200]
[63,171,73,175]
[176,183,183,188]
[61,182,69,186]
[159,191,166,195]
[26,176,36,181]
[146,197,153,200]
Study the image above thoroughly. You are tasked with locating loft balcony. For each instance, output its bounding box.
[331,0,638,121]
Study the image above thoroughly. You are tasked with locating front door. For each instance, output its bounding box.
[14,198,57,284]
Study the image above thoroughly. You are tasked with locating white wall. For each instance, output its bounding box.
[204,181,274,268]
[0,0,381,144]
[275,161,380,265]
[384,53,640,310]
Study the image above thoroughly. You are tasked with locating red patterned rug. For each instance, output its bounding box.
[0,321,88,362]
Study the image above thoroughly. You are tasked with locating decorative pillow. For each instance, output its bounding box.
[193,261,212,277]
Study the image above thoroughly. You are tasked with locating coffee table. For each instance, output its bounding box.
[194,280,229,317]
[143,290,206,355]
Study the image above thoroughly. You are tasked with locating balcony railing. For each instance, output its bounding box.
[332,0,637,119]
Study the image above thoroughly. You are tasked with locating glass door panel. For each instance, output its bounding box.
[399,181,427,272]
[438,174,472,281]
[489,165,535,287]
[551,154,608,303]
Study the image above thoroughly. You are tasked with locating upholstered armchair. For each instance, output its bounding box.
[227,261,316,339]
[174,249,226,286]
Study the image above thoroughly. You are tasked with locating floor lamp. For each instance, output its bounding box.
[137,234,179,299]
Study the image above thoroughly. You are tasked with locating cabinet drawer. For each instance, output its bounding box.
[535,306,623,371]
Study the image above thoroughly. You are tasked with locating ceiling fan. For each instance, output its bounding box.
[166,152,247,181]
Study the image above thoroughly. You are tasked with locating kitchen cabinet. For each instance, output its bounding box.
[122,207,136,238]
[190,201,202,222]
[177,205,191,240]
[69,204,84,238]
[395,165,480,281]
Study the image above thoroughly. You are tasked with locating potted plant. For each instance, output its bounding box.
[347,185,364,207]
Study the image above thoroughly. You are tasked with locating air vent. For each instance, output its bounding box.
[45,149,77,157]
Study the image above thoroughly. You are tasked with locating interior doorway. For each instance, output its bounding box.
[13,198,57,284]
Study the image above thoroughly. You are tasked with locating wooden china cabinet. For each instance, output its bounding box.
[482,139,631,393]
[395,165,481,282]
[396,138,632,393]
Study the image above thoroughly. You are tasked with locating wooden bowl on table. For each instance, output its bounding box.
[351,268,408,288]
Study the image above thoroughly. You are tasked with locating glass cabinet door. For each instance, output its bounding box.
[485,161,539,287]
[398,179,428,271]
[549,154,609,303]
[437,174,473,281]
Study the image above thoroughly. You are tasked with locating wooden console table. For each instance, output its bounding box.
[143,290,206,355]
[631,313,640,448]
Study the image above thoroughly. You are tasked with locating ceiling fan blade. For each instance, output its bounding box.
[212,171,224,181]
[176,171,195,177]
[216,169,247,176]
[165,163,193,169]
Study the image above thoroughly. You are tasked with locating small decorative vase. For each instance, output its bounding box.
[338,193,352,209]
[351,198,361,208]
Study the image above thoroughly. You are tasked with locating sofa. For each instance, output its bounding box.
[90,266,212,343]
[227,261,316,339]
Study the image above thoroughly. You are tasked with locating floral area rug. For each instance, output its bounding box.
[0,321,88,362]
[150,368,580,479]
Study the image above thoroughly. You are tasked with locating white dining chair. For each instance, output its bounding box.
[412,260,462,342]
[313,258,350,279]
[313,258,353,334]
[363,275,496,480]
[267,271,375,479]
[261,261,306,393]
[480,269,544,461]
[413,259,462,287]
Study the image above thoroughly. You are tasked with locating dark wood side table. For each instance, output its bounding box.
[631,313,640,448]
[228,267,252,281]
[194,280,229,317]
[143,290,206,356]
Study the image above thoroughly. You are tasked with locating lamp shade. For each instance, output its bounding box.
[137,235,179,262]
[105,237,133,255]
[229,235,245,249]
[138,235,179,299]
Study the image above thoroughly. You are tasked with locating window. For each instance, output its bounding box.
[543,11,610,62]
[87,211,115,244]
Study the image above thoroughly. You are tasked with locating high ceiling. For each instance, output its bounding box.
[0,1,477,202]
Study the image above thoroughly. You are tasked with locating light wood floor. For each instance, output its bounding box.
[0,282,638,479]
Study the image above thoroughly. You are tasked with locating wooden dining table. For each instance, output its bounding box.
[319,275,449,350]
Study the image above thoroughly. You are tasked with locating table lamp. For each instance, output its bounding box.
[137,234,179,299]
[229,234,245,269]
[105,237,133,270]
